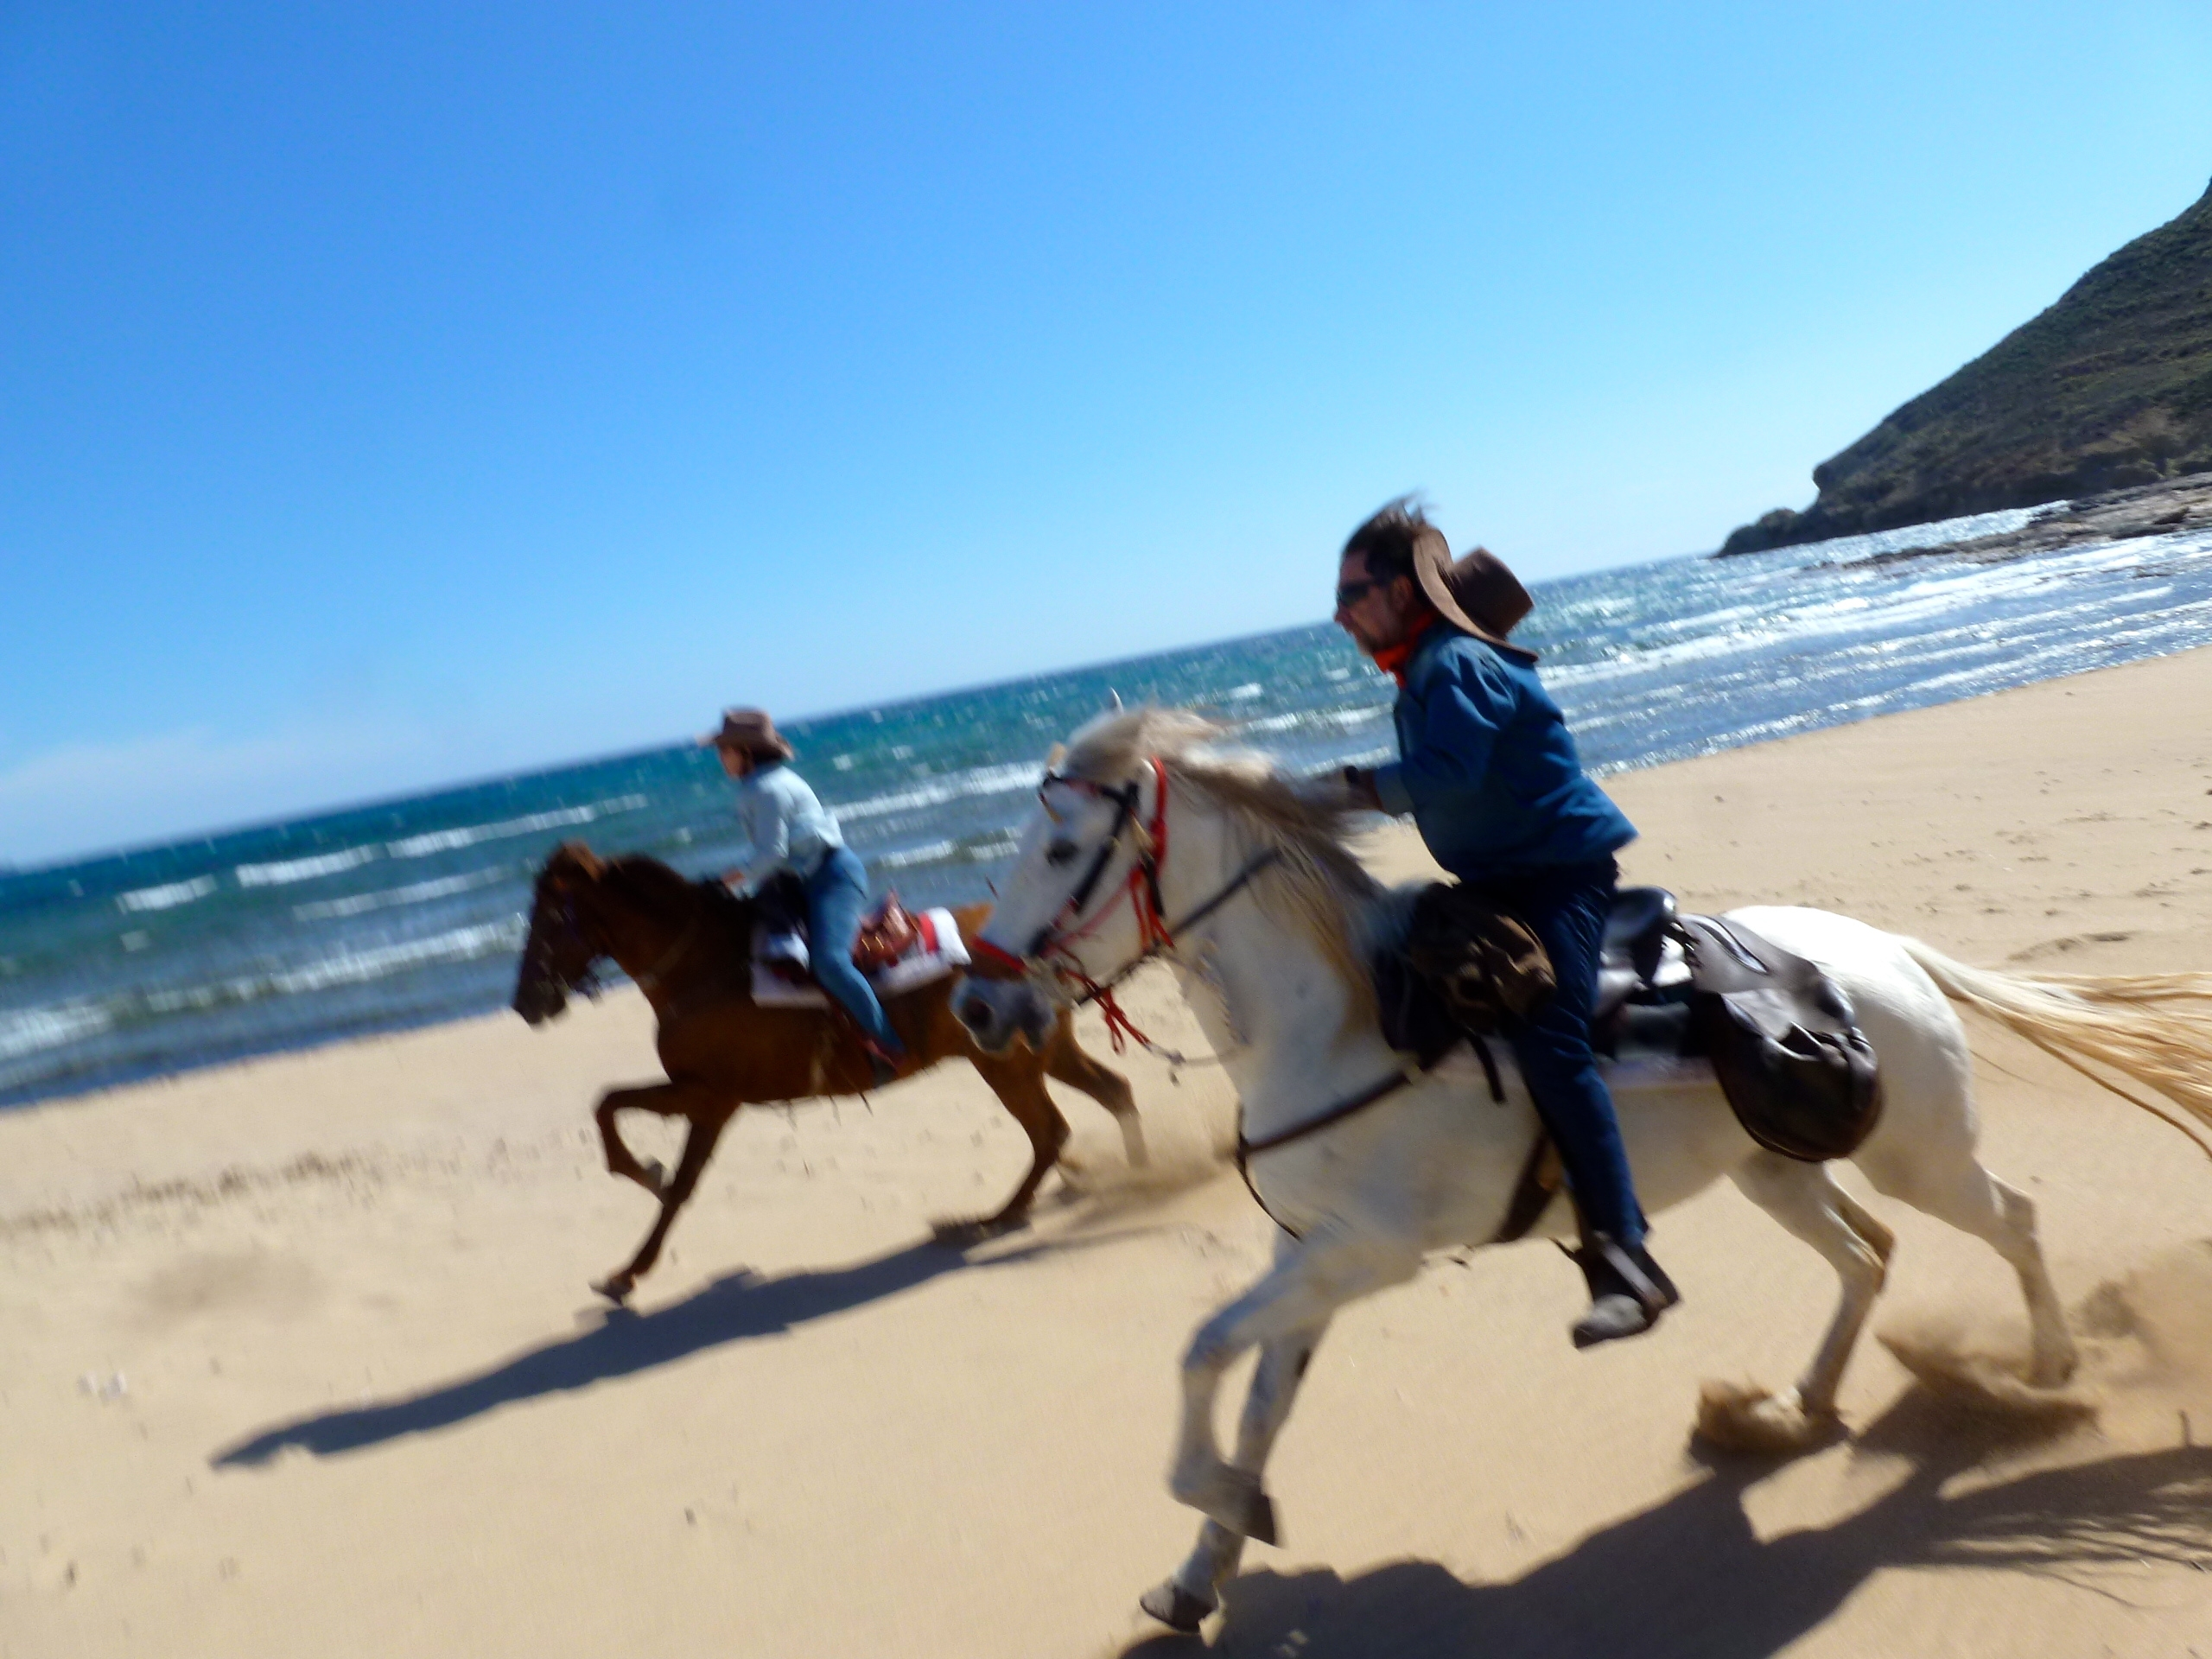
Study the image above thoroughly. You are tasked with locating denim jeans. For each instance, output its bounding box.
[1465,857,1645,1249]
[804,846,904,1055]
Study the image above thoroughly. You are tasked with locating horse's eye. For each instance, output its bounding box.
[1046,840,1079,868]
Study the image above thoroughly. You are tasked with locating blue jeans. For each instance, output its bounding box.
[1465,858,1646,1249]
[804,847,904,1055]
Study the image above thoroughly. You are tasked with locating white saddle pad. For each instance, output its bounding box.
[750,906,970,1009]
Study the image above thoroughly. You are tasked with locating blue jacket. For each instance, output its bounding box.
[1371,626,1636,877]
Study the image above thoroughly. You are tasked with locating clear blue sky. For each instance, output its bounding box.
[5,3,2210,865]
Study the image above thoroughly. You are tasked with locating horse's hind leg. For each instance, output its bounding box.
[1710,1154,1894,1448]
[1042,1015,1145,1169]
[1141,1319,1327,1632]
[595,1101,735,1304]
[933,1058,1069,1243]
[1854,1144,2077,1385]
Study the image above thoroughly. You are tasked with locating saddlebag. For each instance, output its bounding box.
[1381,881,1556,1052]
[1679,916,1882,1162]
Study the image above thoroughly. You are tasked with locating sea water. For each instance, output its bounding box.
[8,506,2212,1109]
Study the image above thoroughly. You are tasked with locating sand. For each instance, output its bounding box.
[8,648,2212,1658]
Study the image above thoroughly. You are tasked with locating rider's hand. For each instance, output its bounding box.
[721,868,747,887]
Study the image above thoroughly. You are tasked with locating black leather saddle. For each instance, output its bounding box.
[1592,886,1696,1058]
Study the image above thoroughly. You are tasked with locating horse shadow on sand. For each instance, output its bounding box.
[1122,1389,2212,1659]
[213,1226,1126,1469]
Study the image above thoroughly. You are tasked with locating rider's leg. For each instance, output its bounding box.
[1497,858,1674,1345]
[804,847,907,1067]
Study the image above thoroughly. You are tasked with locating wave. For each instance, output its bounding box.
[834,761,1044,823]
[875,839,958,870]
[383,794,649,859]
[234,846,379,888]
[116,875,218,913]
[0,1002,112,1062]
[143,918,526,1014]
[290,868,510,922]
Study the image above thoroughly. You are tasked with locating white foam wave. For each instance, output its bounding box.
[290,868,509,922]
[876,840,957,870]
[234,847,379,887]
[116,875,218,913]
[0,1002,112,1061]
[264,919,526,995]
[144,918,527,1013]
[384,794,648,859]
[1237,704,1390,738]
[834,762,1043,823]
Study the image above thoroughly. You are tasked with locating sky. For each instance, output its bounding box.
[5,3,2211,866]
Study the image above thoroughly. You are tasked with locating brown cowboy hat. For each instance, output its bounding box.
[1409,523,1537,661]
[702,708,796,760]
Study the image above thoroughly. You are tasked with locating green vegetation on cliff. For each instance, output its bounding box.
[1724,177,2212,554]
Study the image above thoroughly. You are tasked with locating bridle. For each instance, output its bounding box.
[972,757,1281,1058]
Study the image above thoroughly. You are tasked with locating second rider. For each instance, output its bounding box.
[1331,500,1677,1348]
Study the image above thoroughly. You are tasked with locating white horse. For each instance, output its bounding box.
[955,708,2212,1633]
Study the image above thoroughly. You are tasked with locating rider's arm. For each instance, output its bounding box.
[1370,645,1512,815]
[733,776,794,887]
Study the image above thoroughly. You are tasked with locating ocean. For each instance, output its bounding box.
[7,505,2212,1109]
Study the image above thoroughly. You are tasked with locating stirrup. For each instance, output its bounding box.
[1563,1232,1678,1349]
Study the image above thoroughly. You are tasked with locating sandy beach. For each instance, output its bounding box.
[8,648,2212,1659]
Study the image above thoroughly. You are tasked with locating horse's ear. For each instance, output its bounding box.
[545,841,606,885]
[1045,742,1066,772]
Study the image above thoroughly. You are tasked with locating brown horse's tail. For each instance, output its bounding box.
[1897,938,2212,1158]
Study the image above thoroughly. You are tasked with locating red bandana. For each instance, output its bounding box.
[1368,608,1437,687]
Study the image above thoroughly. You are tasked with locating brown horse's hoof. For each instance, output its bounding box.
[592,1274,636,1305]
[929,1213,1026,1248]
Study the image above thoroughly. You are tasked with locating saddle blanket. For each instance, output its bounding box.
[750,906,970,1009]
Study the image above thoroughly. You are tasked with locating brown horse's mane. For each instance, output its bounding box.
[596,853,754,950]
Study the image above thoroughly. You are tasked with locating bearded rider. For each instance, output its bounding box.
[1331,500,1677,1347]
[707,708,907,1089]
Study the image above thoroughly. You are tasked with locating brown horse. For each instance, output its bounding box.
[511,842,1141,1301]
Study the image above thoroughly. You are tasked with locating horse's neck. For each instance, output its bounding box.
[1159,816,1389,1131]
[585,877,693,984]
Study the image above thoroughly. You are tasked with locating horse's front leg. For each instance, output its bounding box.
[594,1098,735,1303]
[1168,1224,1418,1541]
[594,1079,708,1197]
[1142,1316,1330,1632]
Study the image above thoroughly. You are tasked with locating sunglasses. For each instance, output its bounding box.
[1334,576,1389,609]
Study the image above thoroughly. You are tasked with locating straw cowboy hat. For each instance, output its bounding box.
[702,708,796,760]
[1409,523,1537,662]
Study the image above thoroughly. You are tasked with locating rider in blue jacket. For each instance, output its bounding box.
[1333,500,1676,1347]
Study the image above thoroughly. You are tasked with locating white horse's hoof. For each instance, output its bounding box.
[1140,1580,1216,1632]
[2029,1344,2082,1389]
[1172,1465,1280,1545]
[1694,1382,1840,1455]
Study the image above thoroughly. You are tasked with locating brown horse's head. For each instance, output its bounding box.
[512,841,610,1025]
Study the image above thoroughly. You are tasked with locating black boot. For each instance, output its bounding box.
[1567,1233,1678,1350]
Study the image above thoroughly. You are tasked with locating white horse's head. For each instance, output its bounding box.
[956,707,1380,1052]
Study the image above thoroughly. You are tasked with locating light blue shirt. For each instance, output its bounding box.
[734,760,844,885]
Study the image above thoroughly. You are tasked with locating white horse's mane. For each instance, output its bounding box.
[1061,708,1384,1013]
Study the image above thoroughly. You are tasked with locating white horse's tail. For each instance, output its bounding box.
[1897,938,2212,1158]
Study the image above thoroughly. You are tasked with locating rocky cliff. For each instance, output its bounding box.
[1722,176,2212,554]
